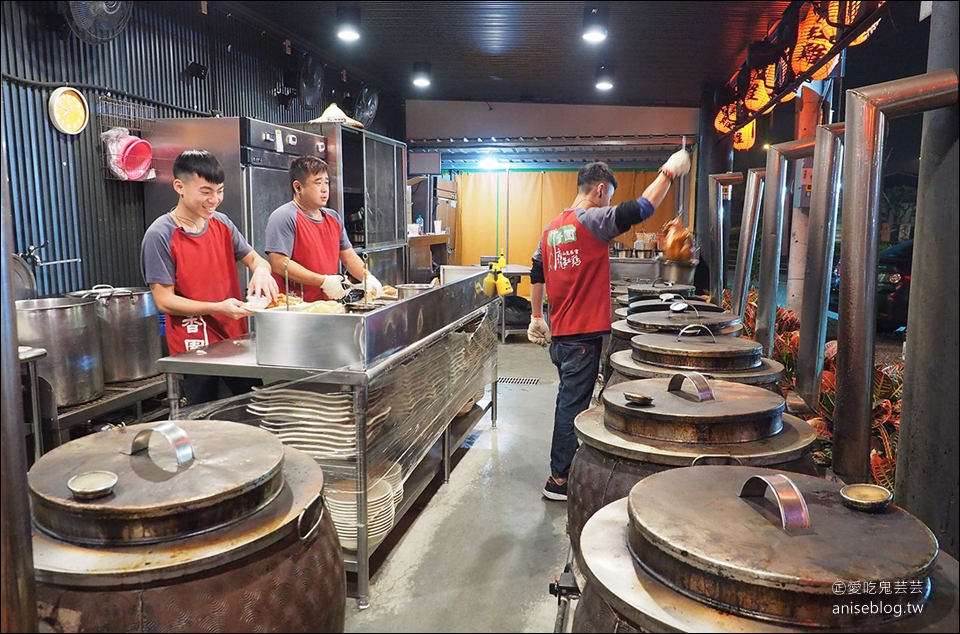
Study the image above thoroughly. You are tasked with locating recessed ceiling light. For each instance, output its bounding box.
[583,3,609,43]
[413,62,432,88]
[337,6,361,42]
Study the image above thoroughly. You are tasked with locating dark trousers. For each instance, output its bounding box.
[548,336,603,479]
[181,375,262,407]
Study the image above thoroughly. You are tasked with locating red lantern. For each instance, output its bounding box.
[791,5,839,81]
[714,103,738,134]
[744,68,773,112]
[733,119,757,151]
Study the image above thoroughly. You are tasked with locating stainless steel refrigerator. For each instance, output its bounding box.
[143,117,326,259]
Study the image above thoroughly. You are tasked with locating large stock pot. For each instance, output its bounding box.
[29,420,346,632]
[66,285,161,382]
[16,297,104,406]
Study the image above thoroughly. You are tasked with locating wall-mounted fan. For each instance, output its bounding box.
[353,85,379,128]
[299,54,325,109]
[59,0,132,44]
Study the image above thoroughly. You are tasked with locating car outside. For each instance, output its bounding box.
[829,239,912,331]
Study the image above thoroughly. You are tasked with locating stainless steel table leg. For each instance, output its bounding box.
[442,427,451,483]
[27,361,43,460]
[491,379,498,428]
[165,373,181,419]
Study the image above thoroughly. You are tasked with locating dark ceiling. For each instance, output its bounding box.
[224,1,794,108]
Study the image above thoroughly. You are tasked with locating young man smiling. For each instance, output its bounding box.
[140,149,278,404]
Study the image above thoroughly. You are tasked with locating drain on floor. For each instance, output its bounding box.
[499,376,540,385]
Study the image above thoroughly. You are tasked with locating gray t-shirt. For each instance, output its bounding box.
[141,211,253,286]
[531,205,623,263]
[263,202,351,257]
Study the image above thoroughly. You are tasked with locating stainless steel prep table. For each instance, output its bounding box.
[156,273,500,609]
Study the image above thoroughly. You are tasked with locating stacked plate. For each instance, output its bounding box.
[384,461,403,509]
[324,479,395,551]
[247,387,390,461]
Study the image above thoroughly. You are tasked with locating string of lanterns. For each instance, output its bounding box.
[715,1,885,150]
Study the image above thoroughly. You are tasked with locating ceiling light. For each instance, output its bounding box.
[412,62,432,88]
[336,6,361,42]
[478,158,501,170]
[595,62,614,91]
[582,3,609,43]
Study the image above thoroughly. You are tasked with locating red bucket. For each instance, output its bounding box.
[116,136,153,180]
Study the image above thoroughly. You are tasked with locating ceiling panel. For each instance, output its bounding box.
[225,1,794,108]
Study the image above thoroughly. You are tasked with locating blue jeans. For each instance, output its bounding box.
[548,336,603,479]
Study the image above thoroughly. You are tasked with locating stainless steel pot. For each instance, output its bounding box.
[16,297,104,407]
[397,283,434,299]
[655,256,699,286]
[66,285,161,382]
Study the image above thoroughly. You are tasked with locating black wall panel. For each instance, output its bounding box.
[1,1,402,296]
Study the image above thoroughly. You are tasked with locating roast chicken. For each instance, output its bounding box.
[661,217,694,262]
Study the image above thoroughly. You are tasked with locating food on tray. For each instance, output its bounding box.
[379,285,398,298]
[301,300,347,314]
[266,293,304,309]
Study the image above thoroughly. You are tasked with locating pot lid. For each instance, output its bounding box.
[627,281,696,299]
[12,254,38,300]
[576,405,816,466]
[610,349,784,387]
[65,284,151,298]
[28,420,286,546]
[611,318,641,340]
[631,331,762,371]
[626,465,939,628]
[627,298,723,315]
[627,309,742,335]
[602,373,785,444]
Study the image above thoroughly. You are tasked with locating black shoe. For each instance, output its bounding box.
[542,476,568,501]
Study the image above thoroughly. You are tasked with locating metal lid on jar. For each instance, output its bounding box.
[627,297,723,315]
[630,329,762,371]
[602,373,785,444]
[627,308,742,336]
[627,281,696,300]
[609,349,784,388]
[28,420,286,546]
[626,465,939,628]
[611,319,640,341]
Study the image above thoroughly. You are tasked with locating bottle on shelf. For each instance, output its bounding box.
[416,214,424,235]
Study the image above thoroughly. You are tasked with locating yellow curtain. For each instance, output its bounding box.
[455,169,681,299]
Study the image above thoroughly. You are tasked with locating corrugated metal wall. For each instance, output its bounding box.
[1,1,401,296]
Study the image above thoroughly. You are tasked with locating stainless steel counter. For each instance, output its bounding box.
[154,275,501,610]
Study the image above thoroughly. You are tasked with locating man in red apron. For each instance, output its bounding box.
[529,150,691,500]
[141,150,278,405]
[264,156,381,302]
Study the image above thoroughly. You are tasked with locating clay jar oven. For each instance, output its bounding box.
[29,420,346,632]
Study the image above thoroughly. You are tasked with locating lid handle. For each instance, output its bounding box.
[677,324,717,343]
[667,371,715,402]
[738,474,811,531]
[297,492,326,541]
[691,454,743,466]
[122,421,195,465]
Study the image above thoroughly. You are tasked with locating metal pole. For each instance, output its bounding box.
[731,168,765,317]
[833,68,958,482]
[896,0,960,561]
[2,131,40,632]
[706,172,743,307]
[755,137,816,356]
[795,122,845,411]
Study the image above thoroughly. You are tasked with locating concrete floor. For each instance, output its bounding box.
[340,315,904,633]
[344,337,572,633]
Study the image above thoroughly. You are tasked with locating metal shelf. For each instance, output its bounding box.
[50,375,168,446]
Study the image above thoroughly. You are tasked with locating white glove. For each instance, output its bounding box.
[661,149,691,180]
[321,274,347,300]
[527,316,551,347]
[363,272,383,300]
